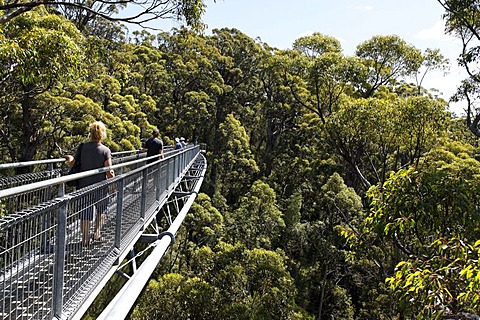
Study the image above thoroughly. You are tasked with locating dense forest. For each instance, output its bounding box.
[2,0,480,319]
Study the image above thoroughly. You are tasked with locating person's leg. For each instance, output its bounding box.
[94,214,105,240]
[93,187,109,240]
[80,197,94,246]
[81,220,91,246]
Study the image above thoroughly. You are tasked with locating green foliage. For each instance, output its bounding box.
[293,32,342,57]
[214,113,259,203]
[386,238,480,318]
[134,242,310,320]
[185,193,224,247]
[347,141,480,317]
[324,95,449,191]
[2,7,477,318]
[224,180,284,250]
[283,192,302,229]
[439,0,480,137]
[320,172,363,222]
[1,6,84,88]
[366,142,480,247]
[131,274,219,320]
[0,7,86,162]
[355,35,423,97]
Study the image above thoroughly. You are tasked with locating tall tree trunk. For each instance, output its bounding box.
[208,96,226,195]
[17,87,39,173]
[317,268,328,320]
[264,114,276,176]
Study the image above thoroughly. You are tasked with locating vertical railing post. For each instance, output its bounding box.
[114,178,124,259]
[185,149,188,167]
[175,154,179,183]
[173,154,177,183]
[140,167,148,223]
[163,160,170,193]
[179,152,183,179]
[45,163,54,203]
[168,158,174,190]
[180,151,184,176]
[52,192,68,318]
[155,162,161,202]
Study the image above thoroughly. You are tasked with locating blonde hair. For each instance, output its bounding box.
[89,121,107,141]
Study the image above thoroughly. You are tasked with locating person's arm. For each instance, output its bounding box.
[104,158,115,179]
[140,138,149,153]
[65,155,75,167]
[65,145,81,167]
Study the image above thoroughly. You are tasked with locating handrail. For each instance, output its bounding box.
[0,149,143,170]
[0,158,66,170]
[0,147,190,200]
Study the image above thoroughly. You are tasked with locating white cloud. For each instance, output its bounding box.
[415,20,455,42]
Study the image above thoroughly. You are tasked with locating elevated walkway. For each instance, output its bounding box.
[0,145,207,320]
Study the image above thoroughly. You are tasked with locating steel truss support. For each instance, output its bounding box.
[96,153,206,320]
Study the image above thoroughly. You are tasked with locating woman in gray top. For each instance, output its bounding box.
[66,121,115,247]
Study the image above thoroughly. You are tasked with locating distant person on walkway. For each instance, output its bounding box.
[180,137,187,148]
[66,121,115,247]
[175,137,182,150]
[141,129,164,164]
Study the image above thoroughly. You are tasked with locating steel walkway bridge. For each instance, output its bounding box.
[0,145,207,320]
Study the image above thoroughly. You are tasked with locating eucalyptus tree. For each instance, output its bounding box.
[191,242,308,319]
[224,180,284,250]
[120,41,170,134]
[324,95,449,191]
[155,28,221,140]
[387,238,480,318]
[214,113,259,204]
[288,32,361,122]
[413,48,450,95]
[0,7,84,164]
[344,141,480,318]
[132,241,310,319]
[355,35,423,98]
[281,172,361,320]
[131,273,220,320]
[155,193,225,276]
[62,37,150,150]
[437,0,480,137]
[205,28,266,195]
[256,46,323,178]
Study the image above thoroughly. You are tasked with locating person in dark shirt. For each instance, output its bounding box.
[66,121,115,247]
[141,129,164,164]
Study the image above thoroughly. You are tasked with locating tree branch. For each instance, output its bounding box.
[0,0,204,29]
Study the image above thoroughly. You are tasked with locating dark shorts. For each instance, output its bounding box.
[80,188,109,221]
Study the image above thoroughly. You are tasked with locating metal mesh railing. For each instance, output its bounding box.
[0,146,202,320]
[0,149,144,192]
[0,150,158,217]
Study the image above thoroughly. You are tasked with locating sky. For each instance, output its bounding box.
[134,0,467,115]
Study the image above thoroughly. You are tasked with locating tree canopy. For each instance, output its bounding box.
[2,3,479,319]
